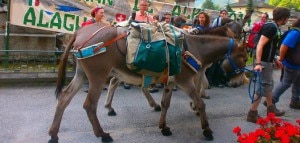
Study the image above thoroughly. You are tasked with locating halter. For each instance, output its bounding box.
[226,38,263,102]
[225,38,245,77]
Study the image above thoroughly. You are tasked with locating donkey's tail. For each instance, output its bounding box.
[55,35,76,99]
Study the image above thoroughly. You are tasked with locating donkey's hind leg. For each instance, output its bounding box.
[104,77,120,116]
[48,72,85,143]
[83,74,113,142]
[141,87,161,111]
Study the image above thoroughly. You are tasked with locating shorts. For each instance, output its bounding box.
[255,61,274,97]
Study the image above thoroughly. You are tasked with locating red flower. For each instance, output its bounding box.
[275,129,285,138]
[233,114,300,143]
[296,119,300,125]
[233,126,241,134]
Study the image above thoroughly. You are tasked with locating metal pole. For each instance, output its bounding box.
[4,0,10,69]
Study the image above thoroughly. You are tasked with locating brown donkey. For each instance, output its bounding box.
[48,23,248,143]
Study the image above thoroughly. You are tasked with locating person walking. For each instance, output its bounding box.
[211,9,228,28]
[270,18,300,110]
[163,12,171,23]
[81,6,105,27]
[134,0,154,23]
[189,11,210,34]
[247,13,269,49]
[246,7,290,123]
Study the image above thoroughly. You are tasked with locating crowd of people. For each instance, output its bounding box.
[79,0,299,123]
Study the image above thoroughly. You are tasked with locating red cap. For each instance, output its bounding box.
[91,6,103,17]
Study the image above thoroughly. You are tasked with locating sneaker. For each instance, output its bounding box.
[156,83,164,88]
[216,84,224,88]
[148,87,159,93]
[123,83,131,89]
[289,101,300,109]
[172,86,177,91]
[246,110,261,123]
[267,105,285,116]
[207,85,211,89]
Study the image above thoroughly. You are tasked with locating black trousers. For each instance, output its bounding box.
[205,59,228,85]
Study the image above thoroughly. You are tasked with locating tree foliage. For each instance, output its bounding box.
[268,0,280,6]
[226,2,233,12]
[246,0,254,14]
[278,0,291,8]
[201,0,218,10]
[269,0,300,11]
[291,0,300,11]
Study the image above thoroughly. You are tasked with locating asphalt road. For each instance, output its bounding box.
[0,70,299,143]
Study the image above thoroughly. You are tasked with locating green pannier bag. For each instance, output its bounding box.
[132,39,166,74]
[168,43,182,76]
[126,22,183,77]
[166,25,182,76]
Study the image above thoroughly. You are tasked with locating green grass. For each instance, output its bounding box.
[246,53,254,66]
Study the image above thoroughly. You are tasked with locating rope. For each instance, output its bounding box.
[248,70,262,103]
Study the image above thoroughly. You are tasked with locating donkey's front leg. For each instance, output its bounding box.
[189,88,213,140]
[158,82,175,136]
[177,76,213,141]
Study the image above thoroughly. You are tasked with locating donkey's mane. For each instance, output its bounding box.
[187,34,231,42]
[221,17,234,26]
[197,26,229,37]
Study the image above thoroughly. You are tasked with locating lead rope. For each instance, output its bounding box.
[248,70,262,103]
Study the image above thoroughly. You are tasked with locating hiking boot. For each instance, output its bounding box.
[247,110,261,123]
[267,105,285,116]
[289,101,300,109]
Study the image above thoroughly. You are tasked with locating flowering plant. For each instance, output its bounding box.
[233,113,300,143]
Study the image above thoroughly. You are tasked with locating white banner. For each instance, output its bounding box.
[10,0,244,34]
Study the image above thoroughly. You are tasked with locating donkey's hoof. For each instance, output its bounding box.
[108,109,117,116]
[48,137,58,143]
[101,135,113,142]
[154,105,161,111]
[203,129,214,141]
[189,102,196,111]
[161,127,172,136]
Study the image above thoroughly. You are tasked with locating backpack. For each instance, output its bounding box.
[247,22,264,49]
[280,28,300,65]
[252,22,280,49]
